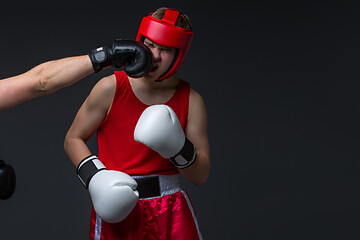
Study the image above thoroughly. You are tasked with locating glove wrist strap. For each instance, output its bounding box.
[170,138,196,169]
[76,154,106,188]
[88,47,112,72]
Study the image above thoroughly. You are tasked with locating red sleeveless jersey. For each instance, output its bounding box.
[97,71,190,176]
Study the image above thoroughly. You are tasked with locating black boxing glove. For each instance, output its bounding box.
[0,160,16,200]
[89,39,152,77]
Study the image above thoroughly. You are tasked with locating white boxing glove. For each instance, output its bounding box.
[134,104,196,168]
[77,155,139,223]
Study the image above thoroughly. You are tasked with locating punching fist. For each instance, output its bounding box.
[134,105,196,169]
[77,155,139,223]
[89,39,152,77]
[0,159,16,200]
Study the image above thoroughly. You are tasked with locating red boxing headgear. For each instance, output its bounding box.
[136,9,194,80]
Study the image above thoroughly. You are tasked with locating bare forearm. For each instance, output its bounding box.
[179,152,210,186]
[64,136,92,168]
[30,55,94,94]
[0,55,94,111]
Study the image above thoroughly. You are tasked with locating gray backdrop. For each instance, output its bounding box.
[1,1,360,239]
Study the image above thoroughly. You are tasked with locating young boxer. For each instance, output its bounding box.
[64,8,210,239]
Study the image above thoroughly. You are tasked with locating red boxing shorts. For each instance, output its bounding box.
[89,175,202,240]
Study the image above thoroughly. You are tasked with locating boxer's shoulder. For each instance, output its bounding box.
[189,88,205,108]
[86,74,116,111]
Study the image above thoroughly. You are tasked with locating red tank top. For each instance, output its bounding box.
[97,71,190,176]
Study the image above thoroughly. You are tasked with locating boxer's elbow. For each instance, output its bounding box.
[64,132,77,154]
[26,69,52,95]
[192,175,209,186]
[63,134,70,153]
[186,173,209,186]
[32,65,56,94]
[181,158,210,186]
[194,167,210,186]
[38,76,51,92]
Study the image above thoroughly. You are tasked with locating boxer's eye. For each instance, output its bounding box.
[160,47,171,52]
[145,42,155,48]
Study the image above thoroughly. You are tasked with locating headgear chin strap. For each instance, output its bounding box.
[136,9,194,81]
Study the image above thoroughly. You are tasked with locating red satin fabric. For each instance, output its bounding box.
[89,191,201,240]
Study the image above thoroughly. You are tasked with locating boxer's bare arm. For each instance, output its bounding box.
[64,75,116,167]
[180,88,211,185]
[0,55,94,111]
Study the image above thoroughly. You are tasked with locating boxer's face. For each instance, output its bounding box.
[143,38,176,81]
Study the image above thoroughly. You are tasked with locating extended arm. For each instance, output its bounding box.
[0,39,152,111]
[0,55,93,111]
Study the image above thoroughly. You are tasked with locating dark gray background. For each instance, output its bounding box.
[1,1,360,239]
